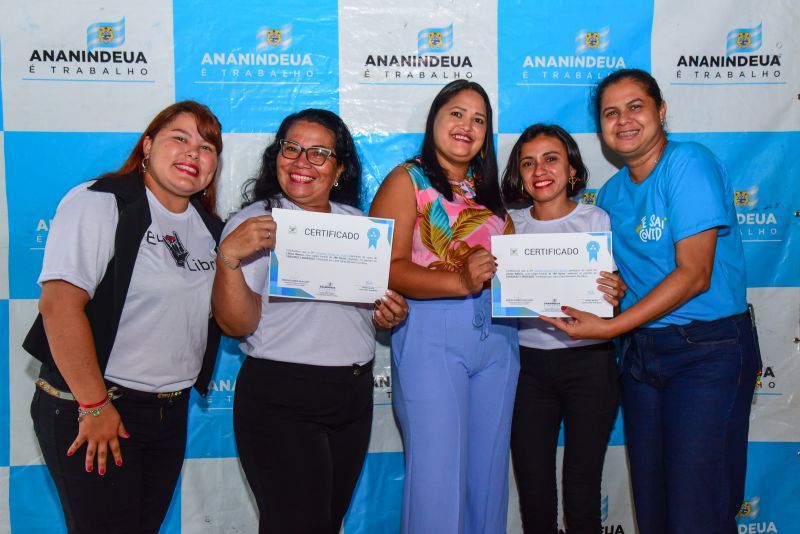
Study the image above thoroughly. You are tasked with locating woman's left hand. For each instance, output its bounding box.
[373,290,409,329]
[539,306,619,340]
[597,271,628,307]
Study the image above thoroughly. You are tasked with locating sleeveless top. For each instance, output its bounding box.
[405,162,513,271]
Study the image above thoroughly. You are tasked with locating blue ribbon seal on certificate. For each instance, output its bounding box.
[586,240,600,261]
[367,228,380,249]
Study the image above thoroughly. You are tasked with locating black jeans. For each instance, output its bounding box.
[233,357,373,534]
[511,343,619,534]
[31,383,189,534]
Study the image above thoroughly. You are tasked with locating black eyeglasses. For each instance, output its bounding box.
[278,139,337,166]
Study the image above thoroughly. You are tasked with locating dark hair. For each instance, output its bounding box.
[243,109,361,210]
[501,124,588,205]
[411,80,504,216]
[107,100,223,216]
[592,68,664,129]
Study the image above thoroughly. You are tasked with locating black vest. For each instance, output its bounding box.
[23,173,223,396]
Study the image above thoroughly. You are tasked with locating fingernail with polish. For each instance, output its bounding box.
[99,468,105,476]
[85,465,93,473]
[561,306,567,311]
[66,450,73,457]
[116,459,123,467]
[122,431,131,438]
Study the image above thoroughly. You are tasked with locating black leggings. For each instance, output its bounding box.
[511,343,619,534]
[233,357,373,534]
[31,383,189,534]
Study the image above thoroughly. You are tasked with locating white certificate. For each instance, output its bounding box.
[491,232,613,318]
[268,208,394,303]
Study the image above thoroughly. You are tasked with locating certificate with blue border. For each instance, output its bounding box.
[491,232,614,318]
[269,208,394,303]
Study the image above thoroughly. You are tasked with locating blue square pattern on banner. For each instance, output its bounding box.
[498,0,653,134]
[355,133,423,212]
[5,132,139,299]
[185,336,245,459]
[671,132,800,288]
[174,0,340,133]
[736,442,800,532]
[0,301,8,467]
[10,465,66,533]
[344,452,404,534]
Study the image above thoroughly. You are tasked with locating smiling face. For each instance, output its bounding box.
[142,112,218,212]
[519,134,575,207]
[276,120,343,212]
[599,77,667,163]
[432,89,487,177]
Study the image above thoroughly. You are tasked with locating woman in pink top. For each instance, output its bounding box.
[370,80,519,534]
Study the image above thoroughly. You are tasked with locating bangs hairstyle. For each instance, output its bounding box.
[592,68,664,131]
[412,80,504,217]
[243,108,361,210]
[109,100,223,217]
[500,124,588,206]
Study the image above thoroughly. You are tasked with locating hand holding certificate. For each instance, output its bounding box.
[491,232,614,318]
[269,208,394,303]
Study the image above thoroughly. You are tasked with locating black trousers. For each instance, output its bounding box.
[233,356,374,534]
[31,383,189,534]
[511,343,619,534]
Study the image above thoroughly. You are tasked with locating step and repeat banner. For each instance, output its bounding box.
[1,1,798,532]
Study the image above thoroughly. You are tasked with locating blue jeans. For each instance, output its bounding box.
[620,312,760,534]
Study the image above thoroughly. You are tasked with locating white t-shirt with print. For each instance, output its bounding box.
[39,182,217,392]
[222,197,375,366]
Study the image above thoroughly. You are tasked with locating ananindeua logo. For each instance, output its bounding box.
[520,27,626,84]
[198,23,315,82]
[86,18,126,51]
[673,21,782,84]
[362,22,474,83]
[26,16,152,82]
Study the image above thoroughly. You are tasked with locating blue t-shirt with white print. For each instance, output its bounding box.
[597,141,746,327]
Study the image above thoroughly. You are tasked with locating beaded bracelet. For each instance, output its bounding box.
[78,392,113,410]
[77,394,113,422]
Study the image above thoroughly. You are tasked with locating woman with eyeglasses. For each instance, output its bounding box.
[211,108,407,534]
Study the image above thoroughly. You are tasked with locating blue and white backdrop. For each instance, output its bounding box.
[1,1,798,532]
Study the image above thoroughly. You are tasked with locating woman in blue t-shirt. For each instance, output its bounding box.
[541,69,760,534]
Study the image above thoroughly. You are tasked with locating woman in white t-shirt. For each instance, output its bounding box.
[500,124,626,534]
[211,108,407,534]
[25,101,224,533]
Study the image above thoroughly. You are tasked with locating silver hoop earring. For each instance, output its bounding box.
[141,155,150,173]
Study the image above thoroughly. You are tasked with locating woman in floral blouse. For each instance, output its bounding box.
[370,80,518,534]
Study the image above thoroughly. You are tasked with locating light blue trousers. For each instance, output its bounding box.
[391,290,520,534]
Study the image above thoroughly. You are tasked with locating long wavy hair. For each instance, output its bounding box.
[243,109,361,210]
[501,124,589,206]
[105,100,223,217]
[411,80,504,217]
